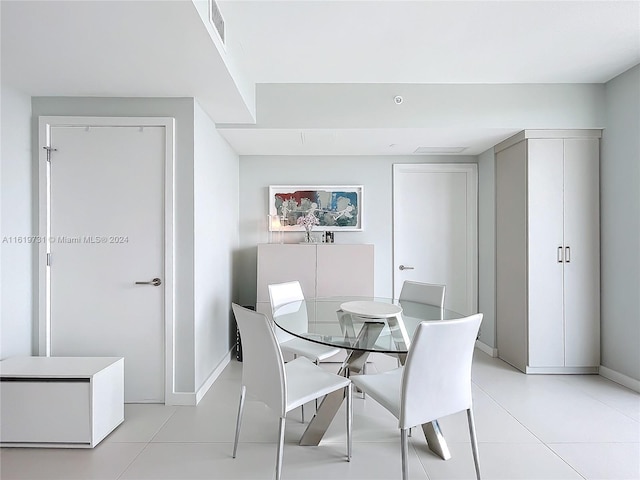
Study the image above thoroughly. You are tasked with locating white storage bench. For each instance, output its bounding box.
[0,356,124,448]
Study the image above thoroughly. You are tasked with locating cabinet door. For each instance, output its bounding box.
[563,138,600,366]
[0,381,91,444]
[256,244,317,302]
[496,141,529,371]
[527,139,565,367]
[316,245,374,297]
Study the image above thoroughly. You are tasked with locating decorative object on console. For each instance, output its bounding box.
[297,212,319,243]
[268,185,363,231]
[268,215,283,244]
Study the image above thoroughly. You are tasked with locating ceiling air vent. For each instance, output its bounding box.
[209,1,225,44]
[413,146,468,154]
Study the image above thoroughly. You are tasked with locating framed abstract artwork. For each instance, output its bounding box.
[268,185,363,231]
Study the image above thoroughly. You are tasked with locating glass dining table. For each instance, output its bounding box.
[258,296,465,461]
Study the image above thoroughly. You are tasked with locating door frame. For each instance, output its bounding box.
[38,116,176,403]
[392,163,478,313]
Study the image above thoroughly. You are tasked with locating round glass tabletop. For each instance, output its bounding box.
[268,296,464,354]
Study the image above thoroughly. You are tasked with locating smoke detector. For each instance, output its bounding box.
[394,96,403,105]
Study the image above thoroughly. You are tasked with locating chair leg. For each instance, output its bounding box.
[315,360,320,411]
[346,383,352,461]
[275,417,286,480]
[467,408,481,480]
[361,361,367,399]
[400,428,409,480]
[295,354,305,423]
[232,385,246,458]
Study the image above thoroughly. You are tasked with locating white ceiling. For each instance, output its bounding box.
[0,0,255,123]
[219,0,640,84]
[2,0,639,156]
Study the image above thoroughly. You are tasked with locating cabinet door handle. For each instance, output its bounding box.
[565,246,571,263]
[557,247,563,263]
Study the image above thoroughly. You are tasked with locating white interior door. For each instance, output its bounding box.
[42,119,170,403]
[393,164,477,315]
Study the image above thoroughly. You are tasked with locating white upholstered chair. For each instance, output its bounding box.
[231,304,352,480]
[268,281,341,362]
[268,281,342,420]
[385,281,447,370]
[351,314,483,480]
[399,280,446,308]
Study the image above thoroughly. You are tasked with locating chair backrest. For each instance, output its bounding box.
[268,281,305,309]
[400,313,483,429]
[398,281,446,308]
[232,303,287,416]
[271,299,311,344]
[268,281,306,343]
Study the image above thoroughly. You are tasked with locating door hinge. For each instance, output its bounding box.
[43,146,57,162]
[46,253,51,266]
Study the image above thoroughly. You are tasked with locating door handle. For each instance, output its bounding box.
[564,246,571,263]
[399,265,414,271]
[135,277,162,286]
[557,246,563,263]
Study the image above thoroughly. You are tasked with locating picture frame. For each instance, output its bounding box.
[268,185,363,231]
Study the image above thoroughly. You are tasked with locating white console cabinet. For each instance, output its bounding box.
[495,130,601,373]
[256,244,374,303]
[0,356,124,448]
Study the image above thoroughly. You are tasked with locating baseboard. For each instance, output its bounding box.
[526,366,598,374]
[599,365,640,393]
[165,349,233,406]
[475,340,497,357]
[195,350,233,404]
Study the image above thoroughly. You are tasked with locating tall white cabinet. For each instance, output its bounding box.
[495,130,601,373]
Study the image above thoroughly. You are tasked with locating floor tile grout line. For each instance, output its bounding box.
[562,377,640,423]
[542,442,588,480]
[114,407,181,480]
[409,438,434,480]
[147,407,181,444]
[113,442,154,480]
[471,377,591,480]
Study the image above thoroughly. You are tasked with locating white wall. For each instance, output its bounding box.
[0,86,33,359]
[477,147,496,349]
[193,100,239,391]
[238,155,475,307]
[601,64,640,382]
[30,97,197,393]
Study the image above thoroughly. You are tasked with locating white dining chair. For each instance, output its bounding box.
[380,280,447,372]
[392,280,447,371]
[268,281,342,363]
[399,280,446,308]
[351,314,483,480]
[268,281,342,420]
[231,304,352,480]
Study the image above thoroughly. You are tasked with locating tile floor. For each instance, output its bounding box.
[1,351,639,480]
